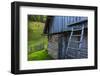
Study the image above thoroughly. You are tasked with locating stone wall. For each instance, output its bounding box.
[48,34,59,59]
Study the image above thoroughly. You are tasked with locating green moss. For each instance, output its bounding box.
[28,50,53,61]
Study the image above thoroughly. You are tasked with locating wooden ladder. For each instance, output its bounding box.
[65,25,84,58]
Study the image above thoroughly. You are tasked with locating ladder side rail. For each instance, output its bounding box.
[78,24,84,58]
[65,28,73,58]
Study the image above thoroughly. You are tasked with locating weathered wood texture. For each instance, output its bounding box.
[47,16,88,59]
[48,16,87,34]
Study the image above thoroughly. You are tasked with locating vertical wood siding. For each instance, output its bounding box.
[49,16,87,34]
[47,16,88,59]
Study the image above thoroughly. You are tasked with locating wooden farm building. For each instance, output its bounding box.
[44,16,88,59]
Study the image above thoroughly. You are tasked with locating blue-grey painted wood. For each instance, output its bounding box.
[49,16,87,34]
[48,16,88,59]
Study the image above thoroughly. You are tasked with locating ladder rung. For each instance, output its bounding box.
[68,47,87,51]
[72,35,81,36]
[68,47,80,50]
[69,40,81,43]
[72,29,82,31]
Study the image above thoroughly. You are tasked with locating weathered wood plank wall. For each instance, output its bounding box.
[47,16,88,59]
[49,16,87,34]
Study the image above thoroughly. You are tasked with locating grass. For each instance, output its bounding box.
[28,50,53,61]
[28,21,51,61]
[28,21,48,52]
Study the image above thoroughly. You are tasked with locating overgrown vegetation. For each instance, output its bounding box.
[28,15,47,23]
[28,50,52,60]
[28,15,52,61]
